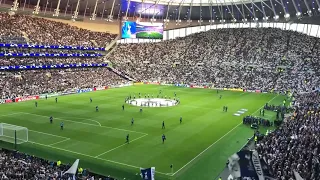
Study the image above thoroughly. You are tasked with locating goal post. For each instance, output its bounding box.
[0,123,28,144]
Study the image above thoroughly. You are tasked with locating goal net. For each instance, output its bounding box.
[0,123,28,144]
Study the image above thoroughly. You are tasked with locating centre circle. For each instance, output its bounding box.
[126,98,179,108]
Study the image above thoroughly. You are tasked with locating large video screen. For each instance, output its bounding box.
[121,21,163,39]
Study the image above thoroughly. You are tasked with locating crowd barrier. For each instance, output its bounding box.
[0,52,102,57]
[0,43,105,51]
[0,63,108,70]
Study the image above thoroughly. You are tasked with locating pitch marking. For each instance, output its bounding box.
[49,138,71,146]
[95,134,148,158]
[29,129,70,139]
[20,112,147,135]
[171,94,279,176]
[60,116,101,126]
[28,140,169,175]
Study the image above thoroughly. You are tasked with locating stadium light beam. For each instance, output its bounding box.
[106,0,116,22]
[10,0,19,13]
[53,0,61,17]
[90,0,99,20]
[32,0,41,14]
[71,0,80,21]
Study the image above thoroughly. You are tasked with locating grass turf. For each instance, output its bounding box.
[0,85,285,180]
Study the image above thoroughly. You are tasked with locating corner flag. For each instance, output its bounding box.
[63,159,79,176]
[140,167,155,180]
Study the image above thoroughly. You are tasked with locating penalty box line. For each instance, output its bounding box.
[171,94,280,176]
[19,112,148,135]
[28,140,170,176]
[95,133,148,158]
[27,129,71,146]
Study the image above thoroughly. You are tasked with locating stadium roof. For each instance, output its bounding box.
[14,0,320,24]
[123,0,320,22]
[129,0,262,6]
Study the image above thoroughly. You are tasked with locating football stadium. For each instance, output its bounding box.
[0,0,319,180]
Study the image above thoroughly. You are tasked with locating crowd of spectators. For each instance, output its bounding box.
[0,11,320,179]
[0,148,115,180]
[109,28,320,93]
[0,13,116,47]
[0,67,128,99]
[256,92,320,180]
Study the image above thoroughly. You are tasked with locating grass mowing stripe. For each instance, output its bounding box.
[172,94,280,176]
[95,134,148,158]
[27,140,170,175]
[0,112,22,118]
[20,112,148,135]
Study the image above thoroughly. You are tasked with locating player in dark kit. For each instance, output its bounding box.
[180,117,182,124]
[219,95,222,99]
[50,116,53,124]
[90,98,92,103]
[162,134,166,144]
[122,104,125,110]
[60,122,64,130]
[45,95,48,100]
[162,121,165,129]
[131,118,134,126]
[55,97,58,103]
[35,101,38,107]
[140,108,143,113]
[126,134,129,144]
[96,106,99,112]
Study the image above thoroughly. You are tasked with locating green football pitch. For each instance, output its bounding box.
[0,85,285,180]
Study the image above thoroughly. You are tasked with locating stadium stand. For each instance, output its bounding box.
[109,28,320,93]
[0,68,128,99]
[0,13,117,47]
[1,10,320,180]
[0,148,115,180]
[256,92,320,180]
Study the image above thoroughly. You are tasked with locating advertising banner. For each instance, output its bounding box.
[5,99,12,103]
[175,84,189,88]
[15,95,39,102]
[40,92,62,99]
[62,88,77,95]
[145,81,160,85]
[94,87,107,91]
[160,83,173,86]
[133,82,143,85]
[77,88,93,94]
[190,85,208,89]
